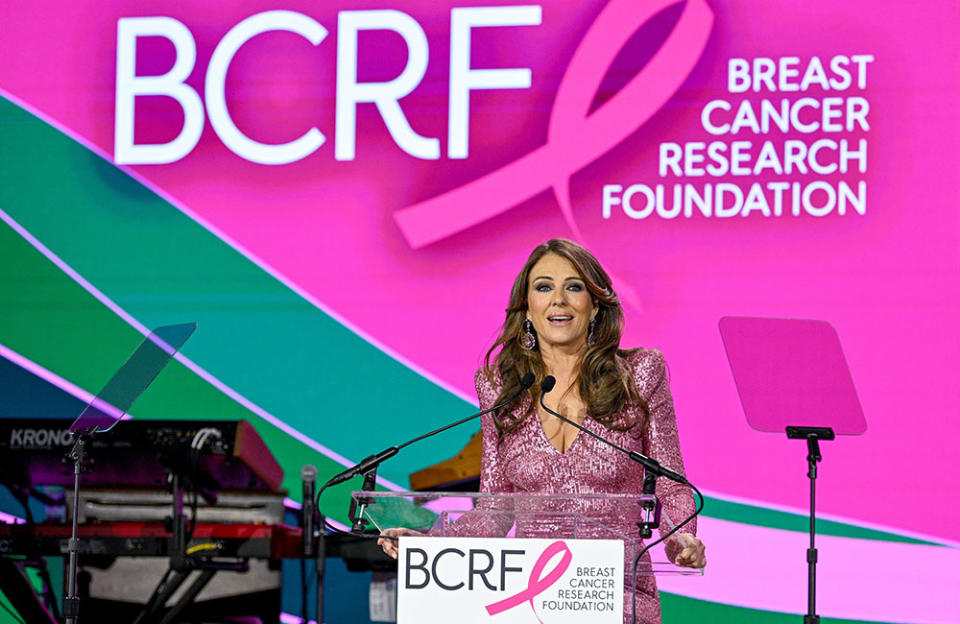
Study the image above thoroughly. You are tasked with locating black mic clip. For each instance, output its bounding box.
[336,448,399,534]
[626,451,688,485]
[348,466,383,534]
[638,472,661,539]
[325,446,400,489]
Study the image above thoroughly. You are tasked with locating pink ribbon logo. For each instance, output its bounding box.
[394,0,714,250]
[485,540,572,622]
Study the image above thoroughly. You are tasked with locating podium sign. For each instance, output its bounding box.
[397,536,624,624]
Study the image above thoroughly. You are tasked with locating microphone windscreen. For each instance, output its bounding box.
[301,464,318,482]
[541,376,557,393]
[519,372,535,389]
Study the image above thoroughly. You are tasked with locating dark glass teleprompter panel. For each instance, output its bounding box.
[71,323,197,435]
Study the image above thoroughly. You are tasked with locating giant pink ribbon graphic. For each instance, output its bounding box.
[394,0,714,249]
[485,540,572,622]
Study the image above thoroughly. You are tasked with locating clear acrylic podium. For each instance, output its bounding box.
[352,490,700,622]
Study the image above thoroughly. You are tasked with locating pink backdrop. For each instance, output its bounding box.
[2,0,957,551]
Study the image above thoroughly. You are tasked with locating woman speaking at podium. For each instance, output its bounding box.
[383,239,705,623]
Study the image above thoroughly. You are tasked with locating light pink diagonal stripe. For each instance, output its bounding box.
[657,517,960,623]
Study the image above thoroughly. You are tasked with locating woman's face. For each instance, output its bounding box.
[526,253,598,351]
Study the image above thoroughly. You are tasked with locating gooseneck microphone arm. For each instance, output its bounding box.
[322,372,537,489]
[538,376,688,484]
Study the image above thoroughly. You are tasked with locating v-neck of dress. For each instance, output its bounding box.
[536,405,587,455]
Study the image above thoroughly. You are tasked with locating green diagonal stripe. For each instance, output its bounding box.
[0,95,473,500]
[660,592,907,624]
[0,214,362,519]
[701,496,940,545]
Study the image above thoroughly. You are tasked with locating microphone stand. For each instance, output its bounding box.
[316,509,326,624]
[300,465,320,624]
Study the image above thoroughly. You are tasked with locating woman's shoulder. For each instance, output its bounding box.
[618,347,668,394]
[619,345,666,367]
[474,365,502,389]
[474,366,503,409]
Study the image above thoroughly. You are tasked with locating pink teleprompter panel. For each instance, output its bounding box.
[719,317,867,435]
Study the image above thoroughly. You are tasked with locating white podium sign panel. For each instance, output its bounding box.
[397,536,624,624]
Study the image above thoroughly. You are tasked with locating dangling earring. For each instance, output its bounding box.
[522,318,537,350]
[587,318,597,346]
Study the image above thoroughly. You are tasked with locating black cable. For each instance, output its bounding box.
[631,483,704,624]
[0,594,26,624]
[14,491,34,526]
[37,564,60,622]
[185,429,216,545]
[186,443,200,543]
[317,484,366,537]
[186,485,199,543]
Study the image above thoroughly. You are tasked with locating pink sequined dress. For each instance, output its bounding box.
[475,348,696,624]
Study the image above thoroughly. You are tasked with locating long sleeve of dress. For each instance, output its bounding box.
[432,369,516,538]
[634,349,697,560]
[475,369,515,495]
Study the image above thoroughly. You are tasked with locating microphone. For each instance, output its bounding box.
[539,376,688,484]
[301,464,318,557]
[323,372,536,489]
[323,447,400,489]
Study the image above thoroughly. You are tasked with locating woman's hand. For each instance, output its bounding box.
[668,533,706,568]
[377,527,424,559]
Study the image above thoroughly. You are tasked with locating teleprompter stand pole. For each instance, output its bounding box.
[786,426,835,624]
[63,429,93,624]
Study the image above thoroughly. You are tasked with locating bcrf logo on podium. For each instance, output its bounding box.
[398,537,624,623]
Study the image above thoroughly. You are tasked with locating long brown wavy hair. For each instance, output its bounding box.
[484,239,647,437]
